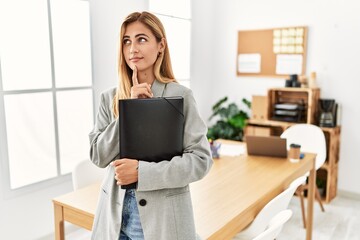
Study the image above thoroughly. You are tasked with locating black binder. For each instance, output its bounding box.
[119,96,184,189]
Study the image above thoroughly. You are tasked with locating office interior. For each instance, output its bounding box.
[0,0,359,239]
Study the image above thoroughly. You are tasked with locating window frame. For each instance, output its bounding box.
[0,0,95,198]
[149,2,192,88]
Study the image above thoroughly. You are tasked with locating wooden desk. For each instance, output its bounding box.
[53,183,101,239]
[53,141,315,240]
[191,140,315,240]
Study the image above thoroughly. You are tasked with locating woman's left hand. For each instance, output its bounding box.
[111,159,139,185]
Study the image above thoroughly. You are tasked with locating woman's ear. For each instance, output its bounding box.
[159,37,166,52]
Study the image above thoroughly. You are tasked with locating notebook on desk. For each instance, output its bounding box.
[245,135,288,158]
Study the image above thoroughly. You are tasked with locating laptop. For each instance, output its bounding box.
[246,135,288,158]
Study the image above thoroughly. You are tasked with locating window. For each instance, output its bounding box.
[149,0,191,88]
[0,0,93,190]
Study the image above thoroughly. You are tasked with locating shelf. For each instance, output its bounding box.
[268,88,320,124]
[320,162,330,171]
[322,126,341,166]
[247,119,294,128]
[320,162,338,171]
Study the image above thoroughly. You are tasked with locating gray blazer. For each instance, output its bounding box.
[89,80,213,240]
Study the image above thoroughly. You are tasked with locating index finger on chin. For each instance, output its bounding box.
[132,65,139,86]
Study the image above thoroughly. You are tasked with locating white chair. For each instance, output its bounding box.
[72,159,105,190]
[235,176,306,240]
[280,123,326,228]
[252,209,293,240]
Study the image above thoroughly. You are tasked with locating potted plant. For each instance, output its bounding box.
[316,178,326,197]
[207,96,251,141]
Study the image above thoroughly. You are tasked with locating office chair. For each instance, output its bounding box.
[72,159,105,190]
[252,209,293,240]
[68,160,105,238]
[234,176,306,240]
[280,123,326,228]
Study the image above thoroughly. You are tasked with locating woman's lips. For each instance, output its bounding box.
[130,57,142,63]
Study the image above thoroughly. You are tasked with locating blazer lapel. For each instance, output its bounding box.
[151,80,166,97]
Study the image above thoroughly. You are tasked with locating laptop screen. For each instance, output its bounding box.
[246,135,288,158]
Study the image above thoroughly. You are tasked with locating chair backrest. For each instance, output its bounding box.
[237,176,306,239]
[252,209,293,240]
[281,124,326,170]
[72,159,105,190]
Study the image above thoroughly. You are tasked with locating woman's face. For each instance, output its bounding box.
[122,21,164,72]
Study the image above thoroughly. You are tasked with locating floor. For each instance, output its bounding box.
[277,195,360,240]
[62,195,360,240]
[65,225,91,240]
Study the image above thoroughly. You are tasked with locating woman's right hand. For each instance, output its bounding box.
[111,159,139,186]
[130,66,153,99]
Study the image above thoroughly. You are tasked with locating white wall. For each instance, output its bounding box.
[190,0,216,119]
[0,1,147,240]
[0,179,74,240]
[191,0,360,194]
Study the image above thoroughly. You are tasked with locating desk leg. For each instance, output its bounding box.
[54,204,65,240]
[306,161,315,240]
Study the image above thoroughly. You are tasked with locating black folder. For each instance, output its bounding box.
[119,96,184,189]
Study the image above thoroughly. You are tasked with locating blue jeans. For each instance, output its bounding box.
[119,189,144,240]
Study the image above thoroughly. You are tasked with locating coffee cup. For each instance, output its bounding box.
[289,143,301,162]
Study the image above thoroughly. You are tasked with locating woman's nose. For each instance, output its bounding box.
[130,44,139,54]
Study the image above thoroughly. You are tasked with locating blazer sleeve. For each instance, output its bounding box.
[137,89,213,191]
[89,91,119,168]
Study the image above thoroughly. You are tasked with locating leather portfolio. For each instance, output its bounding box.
[119,96,184,189]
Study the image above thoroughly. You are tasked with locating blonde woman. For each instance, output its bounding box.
[89,11,212,240]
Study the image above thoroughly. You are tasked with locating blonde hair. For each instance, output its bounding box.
[112,11,177,117]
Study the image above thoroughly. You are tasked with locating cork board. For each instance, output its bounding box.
[236,26,308,78]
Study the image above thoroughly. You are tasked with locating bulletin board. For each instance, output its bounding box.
[236,26,308,78]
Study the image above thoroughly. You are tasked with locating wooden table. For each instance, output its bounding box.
[53,183,101,239]
[53,141,315,240]
[191,140,315,240]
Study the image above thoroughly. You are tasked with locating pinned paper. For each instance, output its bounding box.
[237,53,261,73]
[276,54,303,75]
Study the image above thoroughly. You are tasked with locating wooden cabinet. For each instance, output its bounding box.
[318,126,341,203]
[245,87,340,203]
[267,87,320,124]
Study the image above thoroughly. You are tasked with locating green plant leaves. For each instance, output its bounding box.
[228,113,247,129]
[207,120,241,141]
[212,96,228,111]
[242,98,251,109]
[226,103,240,119]
[207,96,250,141]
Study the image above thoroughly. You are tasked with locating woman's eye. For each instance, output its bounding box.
[123,39,131,45]
[139,37,147,43]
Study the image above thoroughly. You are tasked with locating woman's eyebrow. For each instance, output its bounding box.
[123,33,149,39]
[135,33,149,38]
